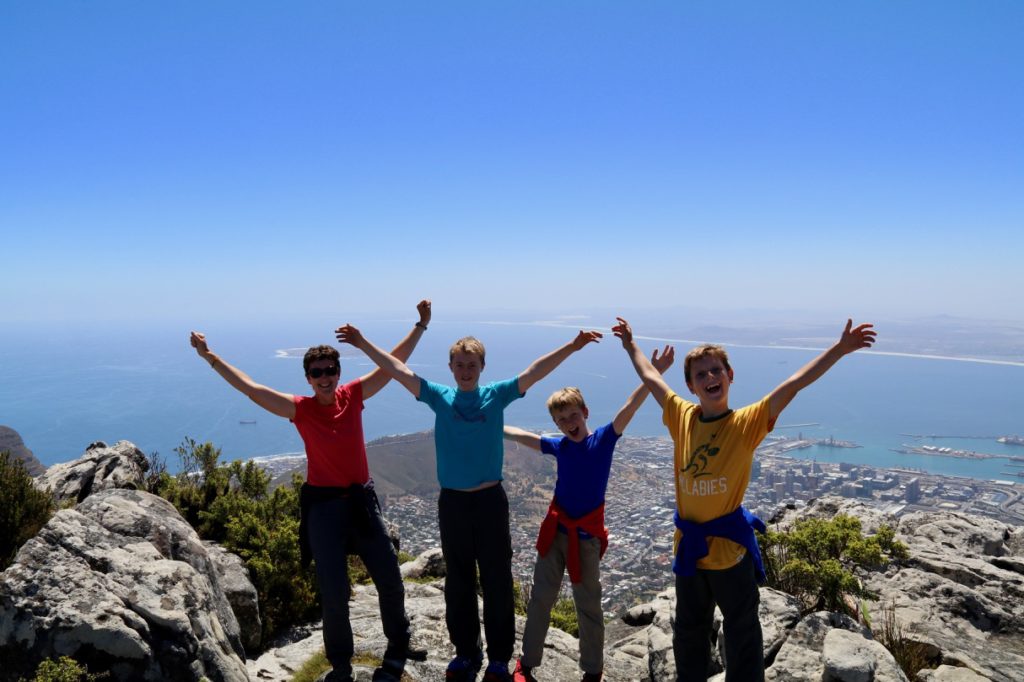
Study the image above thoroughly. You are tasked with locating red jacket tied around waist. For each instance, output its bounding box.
[535,498,609,584]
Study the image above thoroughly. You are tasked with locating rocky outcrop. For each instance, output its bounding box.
[779,497,1024,681]
[0,425,44,476]
[0,489,251,682]
[35,440,148,503]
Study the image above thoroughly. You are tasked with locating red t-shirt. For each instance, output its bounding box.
[292,379,369,487]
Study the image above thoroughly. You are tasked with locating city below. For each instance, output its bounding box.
[367,432,1024,617]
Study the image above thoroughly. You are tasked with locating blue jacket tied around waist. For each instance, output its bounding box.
[673,506,767,584]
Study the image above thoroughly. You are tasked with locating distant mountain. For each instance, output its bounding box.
[0,426,45,476]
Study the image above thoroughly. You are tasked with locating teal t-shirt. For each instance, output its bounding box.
[417,376,523,489]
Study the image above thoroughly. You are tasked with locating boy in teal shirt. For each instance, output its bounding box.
[336,324,602,682]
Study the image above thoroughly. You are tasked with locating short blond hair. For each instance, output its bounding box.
[683,344,732,384]
[547,387,587,416]
[449,336,486,365]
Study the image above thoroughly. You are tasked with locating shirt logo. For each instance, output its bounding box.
[682,441,720,478]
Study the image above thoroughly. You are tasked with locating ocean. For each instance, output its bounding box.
[3,319,1022,481]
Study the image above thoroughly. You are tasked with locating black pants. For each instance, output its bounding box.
[438,484,515,664]
[674,552,764,682]
[307,489,411,677]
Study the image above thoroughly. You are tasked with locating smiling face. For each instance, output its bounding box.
[551,405,590,442]
[449,351,484,391]
[306,358,341,404]
[685,355,734,414]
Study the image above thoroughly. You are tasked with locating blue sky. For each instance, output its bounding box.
[3,1,1022,326]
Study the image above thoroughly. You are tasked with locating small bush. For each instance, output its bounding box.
[513,580,581,637]
[550,596,579,637]
[759,514,908,617]
[1,450,56,571]
[26,656,104,682]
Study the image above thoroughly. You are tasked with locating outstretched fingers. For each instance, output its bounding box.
[652,344,675,373]
[841,319,877,351]
[574,329,603,349]
[335,324,363,347]
[612,317,633,345]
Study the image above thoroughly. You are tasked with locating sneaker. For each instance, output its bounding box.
[512,659,538,682]
[580,673,603,682]
[446,652,484,681]
[482,660,513,682]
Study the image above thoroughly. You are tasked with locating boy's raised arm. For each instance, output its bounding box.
[613,317,672,408]
[336,324,422,399]
[358,300,431,399]
[612,344,674,435]
[517,330,602,394]
[503,425,543,451]
[768,319,876,420]
[190,332,296,419]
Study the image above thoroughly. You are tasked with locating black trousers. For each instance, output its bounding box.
[674,552,764,682]
[307,490,410,677]
[438,484,515,664]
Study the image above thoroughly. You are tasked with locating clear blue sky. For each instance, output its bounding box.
[3,1,1022,326]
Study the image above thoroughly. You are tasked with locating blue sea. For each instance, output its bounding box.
[3,319,1022,482]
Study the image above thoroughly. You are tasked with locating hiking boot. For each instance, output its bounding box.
[482,660,513,682]
[512,659,538,682]
[446,652,484,681]
[580,673,603,682]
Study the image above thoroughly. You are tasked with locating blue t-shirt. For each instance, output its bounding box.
[541,422,619,521]
[417,376,523,489]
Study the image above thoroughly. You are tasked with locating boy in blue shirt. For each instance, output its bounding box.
[503,346,673,682]
[336,323,602,682]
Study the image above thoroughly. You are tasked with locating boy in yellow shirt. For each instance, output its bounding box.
[613,317,875,682]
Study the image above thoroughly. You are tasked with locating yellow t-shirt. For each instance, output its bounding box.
[663,391,773,570]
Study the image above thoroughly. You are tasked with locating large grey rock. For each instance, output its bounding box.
[821,628,908,682]
[766,611,876,681]
[399,547,446,580]
[919,665,993,681]
[0,489,248,682]
[35,440,148,503]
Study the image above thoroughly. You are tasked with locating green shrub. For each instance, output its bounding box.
[290,650,331,682]
[550,596,579,637]
[1,450,56,571]
[26,656,103,682]
[512,580,580,637]
[759,514,908,617]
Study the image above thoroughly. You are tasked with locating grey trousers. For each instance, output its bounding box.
[521,532,604,675]
[673,552,763,682]
[307,492,411,677]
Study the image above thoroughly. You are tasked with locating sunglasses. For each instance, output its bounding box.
[307,365,339,379]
